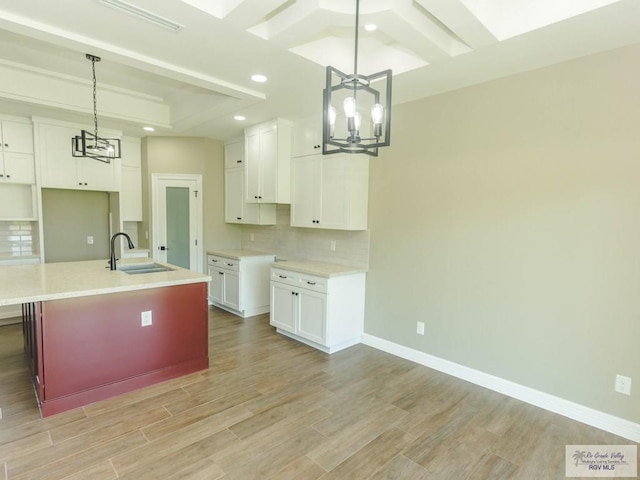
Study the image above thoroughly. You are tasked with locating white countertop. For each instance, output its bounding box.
[207,249,276,260]
[271,260,366,278]
[0,258,211,306]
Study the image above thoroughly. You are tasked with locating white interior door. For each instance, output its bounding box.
[152,174,203,272]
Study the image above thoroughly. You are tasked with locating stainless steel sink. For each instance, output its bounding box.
[117,263,175,275]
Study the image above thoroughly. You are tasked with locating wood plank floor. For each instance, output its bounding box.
[0,307,637,479]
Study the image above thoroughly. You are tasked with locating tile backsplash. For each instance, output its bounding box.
[0,221,37,259]
[240,205,370,270]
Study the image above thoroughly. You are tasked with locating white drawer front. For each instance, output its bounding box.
[208,255,240,272]
[272,268,327,293]
[272,268,298,287]
[297,274,327,294]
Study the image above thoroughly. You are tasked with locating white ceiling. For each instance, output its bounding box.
[0,0,639,141]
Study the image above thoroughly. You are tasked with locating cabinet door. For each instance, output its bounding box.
[1,152,35,184]
[244,128,261,203]
[225,167,244,223]
[121,166,142,221]
[270,282,296,333]
[225,141,243,169]
[292,115,322,157]
[209,267,224,304]
[258,124,278,203]
[1,121,34,154]
[291,155,321,227]
[223,270,240,311]
[298,289,326,345]
[318,154,348,229]
[78,157,119,191]
[38,125,79,188]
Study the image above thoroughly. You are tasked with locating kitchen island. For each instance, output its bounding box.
[0,259,211,417]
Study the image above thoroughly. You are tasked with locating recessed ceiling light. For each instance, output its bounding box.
[364,24,377,32]
[143,126,155,132]
[234,115,246,121]
[251,74,267,83]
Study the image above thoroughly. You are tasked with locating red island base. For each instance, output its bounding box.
[23,282,209,417]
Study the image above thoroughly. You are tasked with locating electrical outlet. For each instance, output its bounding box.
[416,321,425,335]
[330,240,336,251]
[615,374,632,395]
[87,236,94,245]
[141,310,152,327]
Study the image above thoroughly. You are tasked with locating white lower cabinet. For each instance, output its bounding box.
[207,252,275,318]
[270,266,365,353]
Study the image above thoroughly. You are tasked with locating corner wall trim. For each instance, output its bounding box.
[361,334,640,443]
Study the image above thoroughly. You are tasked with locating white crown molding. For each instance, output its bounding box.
[362,334,640,443]
[0,61,171,128]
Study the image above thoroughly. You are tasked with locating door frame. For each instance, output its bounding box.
[151,173,204,272]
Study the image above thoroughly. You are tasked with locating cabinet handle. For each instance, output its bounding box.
[212,259,218,262]
[226,263,234,267]
[5,174,10,179]
[237,217,242,220]
[279,275,287,279]
[0,174,3,178]
[218,272,224,275]
[236,160,242,163]
[4,143,8,148]
[306,281,316,285]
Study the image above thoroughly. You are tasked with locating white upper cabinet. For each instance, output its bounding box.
[225,167,276,225]
[36,121,120,192]
[291,153,369,230]
[224,138,275,225]
[120,138,142,221]
[244,118,292,204]
[292,114,323,157]
[1,121,34,154]
[0,120,35,184]
[224,139,244,169]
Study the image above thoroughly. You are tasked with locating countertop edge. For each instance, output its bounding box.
[0,276,211,307]
[207,250,276,261]
[271,261,367,278]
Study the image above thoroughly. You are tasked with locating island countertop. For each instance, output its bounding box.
[0,258,211,306]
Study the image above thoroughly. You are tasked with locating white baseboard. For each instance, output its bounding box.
[362,334,640,443]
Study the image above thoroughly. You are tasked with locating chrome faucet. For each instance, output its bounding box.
[110,232,135,270]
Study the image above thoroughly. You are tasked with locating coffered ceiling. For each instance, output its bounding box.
[0,0,638,140]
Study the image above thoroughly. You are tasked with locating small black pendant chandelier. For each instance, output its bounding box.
[72,54,121,164]
[322,0,392,157]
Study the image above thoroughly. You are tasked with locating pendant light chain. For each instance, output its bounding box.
[353,0,360,76]
[90,55,99,146]
[71,53,121,162]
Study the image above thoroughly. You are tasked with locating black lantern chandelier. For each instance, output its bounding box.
[72,54,121,164]
[323,0,392,157]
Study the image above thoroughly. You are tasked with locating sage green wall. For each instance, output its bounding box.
[366,44,640,424]
[140,136,240,264]
[42,188,110,263]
